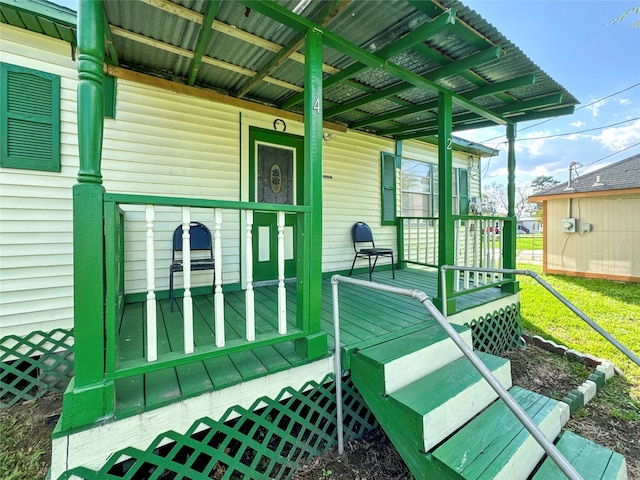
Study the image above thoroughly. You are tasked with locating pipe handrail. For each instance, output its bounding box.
[331,274,583,480]
[440,265,640,367]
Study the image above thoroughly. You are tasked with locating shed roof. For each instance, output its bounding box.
[2,0,580,145]
[529,153,640,200]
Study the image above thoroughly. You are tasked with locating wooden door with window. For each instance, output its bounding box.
[249,127,303,283]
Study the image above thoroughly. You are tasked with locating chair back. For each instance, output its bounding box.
[172,222,213,259]
[351,222,375,251]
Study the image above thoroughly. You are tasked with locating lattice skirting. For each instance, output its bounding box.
[58,374,377,480]
[464,302,522,355]
[0,328,74,408]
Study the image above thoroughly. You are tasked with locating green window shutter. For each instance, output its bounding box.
[459,168,469,215]
[381,152,397,225]
[1,63,61,172]
[104,74,117,119]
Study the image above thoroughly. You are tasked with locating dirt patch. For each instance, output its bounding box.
[1,345,638,479]
[0,394,62,480]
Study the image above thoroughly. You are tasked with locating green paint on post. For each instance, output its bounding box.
[296,27,327,360]
[434,92,456,314]
[59,0,114,432]
[502,124,519,294]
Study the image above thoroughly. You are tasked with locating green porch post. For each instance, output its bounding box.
[58,0,114,432]
[434,92,457,314]
[501,123,520,293]
[295,28,328,359]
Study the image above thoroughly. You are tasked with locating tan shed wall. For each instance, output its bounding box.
[544,194,640,280]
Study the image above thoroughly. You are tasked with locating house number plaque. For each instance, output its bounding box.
[270,163,282,193]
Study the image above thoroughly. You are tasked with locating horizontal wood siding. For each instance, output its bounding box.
[545,195,640,279]
[0,26,78,337]
[322,134,395,272]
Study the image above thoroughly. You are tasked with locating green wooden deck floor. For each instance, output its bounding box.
[115,268,512,418]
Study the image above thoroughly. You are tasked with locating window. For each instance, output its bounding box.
[1,63,60,172]
[400,161,469,217]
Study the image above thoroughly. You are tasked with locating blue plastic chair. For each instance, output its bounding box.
[348,222,395,281]
[169,222,215,311]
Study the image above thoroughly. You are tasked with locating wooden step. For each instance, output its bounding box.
[532,430,628,480]
[355,323,473,395]
[388,352,512,453]
[432,386,569,480]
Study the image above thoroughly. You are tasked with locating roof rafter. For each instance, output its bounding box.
[236,0,351,99]
[323,45,501,119]
[242,0,509,126]
[280,8,457,109]
[187,0,219,86]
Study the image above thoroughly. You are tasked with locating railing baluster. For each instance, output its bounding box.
[182,207,194,354]
[145,205,157,362]
[463,220,470,289]
[214,208,225,347]
[245,210,255,341]
[454,220,460,292]
[277,211,287,334]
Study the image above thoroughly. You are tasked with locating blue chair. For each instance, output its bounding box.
[169,222,215,311]
[348,222,395,281]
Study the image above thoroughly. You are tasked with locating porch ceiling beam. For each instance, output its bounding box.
[349,100,438,129]
[187,0,219,86]
[280,8,456,109]
[103,15,119,66]
[236,0,351,99]
[242,0,509,126]
[323,45,502,119]
[138,0,340,75]
[396,105,577,140]
[109,25,303,93]
[349,74,535,129]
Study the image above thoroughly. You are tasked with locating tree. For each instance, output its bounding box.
[481,181,537,218]
[531,175,561,193]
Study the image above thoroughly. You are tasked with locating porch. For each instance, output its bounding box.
[113,268,514,420]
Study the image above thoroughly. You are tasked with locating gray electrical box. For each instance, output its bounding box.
[561,217,576,233]
[581,222,593,233]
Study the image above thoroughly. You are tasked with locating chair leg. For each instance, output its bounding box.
[368,255,372,281]
[169,269,175,312]
[349,254,358,277]
[391,253,395,279]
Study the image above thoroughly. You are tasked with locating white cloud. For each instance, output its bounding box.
[570,121,586,128]
[592,118,640,151]
[585,99,607,117]
[618,98,630,106]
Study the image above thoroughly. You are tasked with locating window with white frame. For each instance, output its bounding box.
[401,158,434,217]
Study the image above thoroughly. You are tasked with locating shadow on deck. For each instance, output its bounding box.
[116,268,513,418]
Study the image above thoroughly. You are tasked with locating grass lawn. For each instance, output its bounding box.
[518,262,640,401]
[516,233,543,250]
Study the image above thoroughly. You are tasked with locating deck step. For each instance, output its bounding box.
[388,352,512,453]
[532,431,628,480]
[356,323,472,395]
[432,386,569,480]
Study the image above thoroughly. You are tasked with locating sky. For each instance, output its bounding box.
[54,0,639,188]
[461,0,640,187]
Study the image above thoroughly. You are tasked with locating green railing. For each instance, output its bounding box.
[103,193,316,381]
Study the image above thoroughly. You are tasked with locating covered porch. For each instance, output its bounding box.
[111,268,515,419]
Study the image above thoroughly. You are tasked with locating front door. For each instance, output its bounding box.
[249,127,304,283]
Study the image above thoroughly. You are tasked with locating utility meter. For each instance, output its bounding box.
[561,217,576,233]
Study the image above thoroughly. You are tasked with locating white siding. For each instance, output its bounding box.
[0,26,78,338]
[1,25,483,338]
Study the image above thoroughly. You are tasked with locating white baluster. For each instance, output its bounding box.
[454,219,460,292]
[182,207,194,354]
[277,211,287,334]
[245,210,255,341]
[463,220,470,289]
[145,204,157,362]
[473,219,480,286]
[214,208,225,347]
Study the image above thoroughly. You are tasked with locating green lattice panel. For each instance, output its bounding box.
[58,375,377,479]
[465,303,522,355]
[1,328,74,407]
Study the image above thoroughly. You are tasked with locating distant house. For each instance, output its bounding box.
[517,217,542,234]
[529,154,640,282]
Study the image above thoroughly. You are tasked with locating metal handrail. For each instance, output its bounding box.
[440,265,640,367]
[331,274,583,480]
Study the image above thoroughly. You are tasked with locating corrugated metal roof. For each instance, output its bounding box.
[0,0,76,44]
[3,0,580,142]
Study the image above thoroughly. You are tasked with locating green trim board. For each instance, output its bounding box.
[0,62,61,172]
